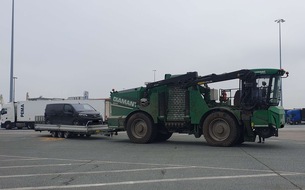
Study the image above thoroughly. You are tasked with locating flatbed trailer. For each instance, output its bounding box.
[35,124,114,138]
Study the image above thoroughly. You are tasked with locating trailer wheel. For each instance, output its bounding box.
[51,131,57,138]
[64,132,70,139]
[126,113,156,143]
[57,131,64,138]
[203,111,239,147]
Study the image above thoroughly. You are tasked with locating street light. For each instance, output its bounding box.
[9,0,15,102]
[153,70,156,82]
[13,76,17,102]
[275,19,285,106]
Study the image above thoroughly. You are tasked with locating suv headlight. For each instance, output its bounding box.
[79,113,88,117]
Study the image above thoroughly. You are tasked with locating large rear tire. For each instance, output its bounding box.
[126,113,156,143]
[203,111,239,147]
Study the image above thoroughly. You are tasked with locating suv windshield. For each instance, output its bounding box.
[72,104,96,112]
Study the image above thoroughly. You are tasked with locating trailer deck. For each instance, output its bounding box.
[35,124,113,138]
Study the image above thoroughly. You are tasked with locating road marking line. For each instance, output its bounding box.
[0,155,302,176]
[0,163,74,169]
[0,173,301,190]
[0,158,49,162]
[0,161,175,169]
[0,166,195,178]
[0,155,91,162]
[1,164,303,179]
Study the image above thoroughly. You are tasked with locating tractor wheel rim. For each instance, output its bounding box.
[209,119,230,141]
[132,120,148,138]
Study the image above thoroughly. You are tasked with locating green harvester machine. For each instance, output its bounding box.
[107,68,288,146]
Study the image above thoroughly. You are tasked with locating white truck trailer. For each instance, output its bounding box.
[0,99,105,129]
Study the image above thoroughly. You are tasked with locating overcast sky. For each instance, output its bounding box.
[0,0,304,108]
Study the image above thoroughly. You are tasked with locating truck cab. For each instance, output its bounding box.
[1,103,16,129]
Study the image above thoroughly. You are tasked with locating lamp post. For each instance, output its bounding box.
[275,19,285,107]
[13,76,17,102]
[153,70,156,82]
[9,0,15,102]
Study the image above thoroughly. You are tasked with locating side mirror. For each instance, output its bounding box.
[282,71,289,78]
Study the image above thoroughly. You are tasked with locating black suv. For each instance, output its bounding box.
[45,103,103,125]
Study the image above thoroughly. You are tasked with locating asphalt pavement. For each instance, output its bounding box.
[0,125,304,190]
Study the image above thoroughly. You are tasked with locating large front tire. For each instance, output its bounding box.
[126,113,156,143]
[203,111,239,147]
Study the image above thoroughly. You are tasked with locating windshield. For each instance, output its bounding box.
[256,76,281,106]
[72,104,96,112]
[269,76,281,105]
[239,75,282,110]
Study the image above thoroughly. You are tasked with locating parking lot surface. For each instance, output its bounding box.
[0,125,305,190]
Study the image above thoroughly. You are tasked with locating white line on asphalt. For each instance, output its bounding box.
[0,163,74,169]
[1,164,303,180]
[0,158,50,162]
[0,173,299,190]
[0,161,179,169]
[0,155,43,159]
[0,155,301,176]
[0,155,92,162]
[0,133,35,135]
[0,166,195,178]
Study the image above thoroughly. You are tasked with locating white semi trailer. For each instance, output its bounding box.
[0,99,105,129]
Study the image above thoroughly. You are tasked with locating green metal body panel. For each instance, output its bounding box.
[189,88,209,124]
[252,106,285,128]
[108,88,143,129]
[108,86,164,128]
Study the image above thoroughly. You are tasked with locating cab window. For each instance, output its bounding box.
[1,108,7,115]
[64,105,73,113]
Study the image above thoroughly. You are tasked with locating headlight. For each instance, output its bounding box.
[79,113,88,117]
